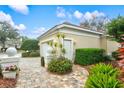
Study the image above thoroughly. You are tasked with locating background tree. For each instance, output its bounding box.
[21,36,29,43]
[0,21,19,49]
[107,16,124,42]
[21,39,39,51]
[80,16,109,31]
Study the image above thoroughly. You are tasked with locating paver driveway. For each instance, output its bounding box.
[16,57,89,88]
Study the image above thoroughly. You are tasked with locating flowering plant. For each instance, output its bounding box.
[4,65,18,71]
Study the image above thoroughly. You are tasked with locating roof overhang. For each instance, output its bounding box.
[37,23,103,40]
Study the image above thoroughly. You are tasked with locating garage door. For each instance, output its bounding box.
[41,43,52,63]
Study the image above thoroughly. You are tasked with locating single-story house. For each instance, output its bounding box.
[38,22,119,63]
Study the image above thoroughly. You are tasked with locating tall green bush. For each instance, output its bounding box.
[21,39,39,51]
[107,16,124,42]
[75,48,105,65]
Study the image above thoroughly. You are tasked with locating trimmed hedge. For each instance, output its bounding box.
[29,51,40,57]
[22,52,30,57]
[22,51,40,57]
[75,48,105,65]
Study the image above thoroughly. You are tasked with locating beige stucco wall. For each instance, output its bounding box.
[60,27,101,49]
[39,27,119,58]
[106,39,119,54]
[63,33,101,49]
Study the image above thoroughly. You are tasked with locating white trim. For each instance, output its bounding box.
[59,29,100,38]
[38,23,103,40]
[40,38,54,44]
[61,24,103,35]
[38,30,58,41]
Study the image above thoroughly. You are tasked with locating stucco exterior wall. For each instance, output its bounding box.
[39,27,119,58]
[60,27,101,49]
[107,40,119,54]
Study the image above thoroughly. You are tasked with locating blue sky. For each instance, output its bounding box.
[0,5,124,38]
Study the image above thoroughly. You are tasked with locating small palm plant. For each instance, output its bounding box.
[47,32,66,58]
[47,41,56,58]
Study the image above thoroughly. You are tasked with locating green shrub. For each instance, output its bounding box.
[103,55,113,62]
[75,48,105,65]
[85,63,123,88]
[85,73,123,88]
[22,52,30,57]
[48,57,72,74]
[21,39,39,51]
[112,51,119,60]
[90,63,119,77]
[22,51,40,57]
[29,51,40,57]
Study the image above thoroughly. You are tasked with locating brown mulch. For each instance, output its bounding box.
[0,76,17,88]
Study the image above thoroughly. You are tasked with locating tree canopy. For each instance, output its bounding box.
[21,39,39,51]
[80,16,109,31]
[107,16,124,42]
[0,21,19,48]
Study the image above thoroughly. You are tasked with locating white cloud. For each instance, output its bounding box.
[27,27,47,38]
[56,7,106,24]
[0,11,26,31]
[56,7,73,23]
[0,11,15,26]
[9,5,29,15]
[15,24,26,31]
[83,11,105,21]
[33,27,46,35]
[73,10,106,21]
[56,7,66,18]
[83,12,93,20]
[92,10,105,18]
[73,10,83,19]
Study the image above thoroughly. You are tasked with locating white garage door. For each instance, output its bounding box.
[41,43,52,63]
[63,39,72,60]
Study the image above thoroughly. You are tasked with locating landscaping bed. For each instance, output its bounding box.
[48,57,73,74]
[0,76,17,88]
[84,63,124,88]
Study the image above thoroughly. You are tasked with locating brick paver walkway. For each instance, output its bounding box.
[16,57,89,88]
